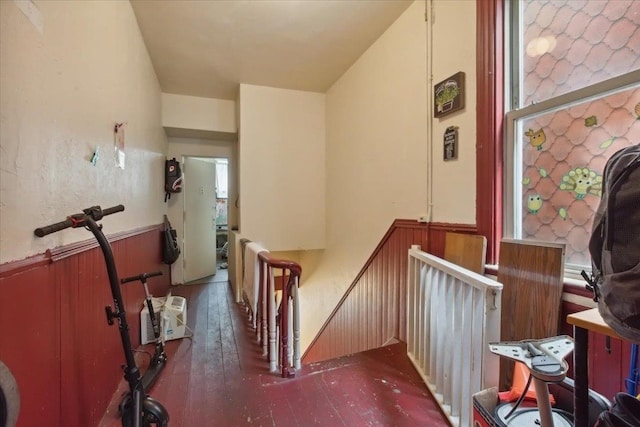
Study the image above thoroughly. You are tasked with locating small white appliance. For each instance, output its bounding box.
[162,295,187,342]
[140,295,187,344]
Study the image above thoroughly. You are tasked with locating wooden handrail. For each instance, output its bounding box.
[239,242,301,378]
[257,252,302,276]
[257,251,301,378]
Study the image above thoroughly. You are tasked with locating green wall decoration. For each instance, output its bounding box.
[434,72,465,118]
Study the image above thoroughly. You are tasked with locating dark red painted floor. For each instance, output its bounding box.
[99,274,449,426]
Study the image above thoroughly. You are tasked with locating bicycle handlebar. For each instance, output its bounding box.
[101,205,125,216]
[121,271,163,284]
[34,204,125,237]
[34,218,75,237]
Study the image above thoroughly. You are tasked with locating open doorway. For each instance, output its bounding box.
[182,156,229,283]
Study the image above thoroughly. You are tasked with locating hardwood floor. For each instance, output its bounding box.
[99,271,449,426]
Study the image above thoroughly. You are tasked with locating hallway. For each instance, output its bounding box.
[99,274,449,426]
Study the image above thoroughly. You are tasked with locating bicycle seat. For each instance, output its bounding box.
[489,335,574,383]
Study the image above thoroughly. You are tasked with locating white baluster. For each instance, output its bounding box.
[268,266,277,372]
[293,276,301,370]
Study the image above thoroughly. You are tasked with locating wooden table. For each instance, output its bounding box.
[566,307,622,427]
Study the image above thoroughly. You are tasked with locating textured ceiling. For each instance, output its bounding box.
[130,0,413,100]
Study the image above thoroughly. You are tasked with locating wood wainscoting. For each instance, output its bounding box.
[0,225,170,427]
[302,220,632,401]
[302,220,478,364]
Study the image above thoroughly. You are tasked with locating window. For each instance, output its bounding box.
[215,159,229,227]
[503,0,640,277]
[215,159,228,199]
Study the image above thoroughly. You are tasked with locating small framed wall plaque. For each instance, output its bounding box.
[434,72,465,118]
[443,126,458,161]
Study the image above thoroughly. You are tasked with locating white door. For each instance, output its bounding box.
[183,157,217,282]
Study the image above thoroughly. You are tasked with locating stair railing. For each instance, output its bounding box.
[239,237,302,378]
[256,252,302,378]
[407,245,502,427]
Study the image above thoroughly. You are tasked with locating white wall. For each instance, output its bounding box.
[238,84,326,251]
[166,137,236,284]
[0,0,167,264]
[430,0,477,223]
[162,93,236,134]
[296,0,478,352]
[298,0,430,351]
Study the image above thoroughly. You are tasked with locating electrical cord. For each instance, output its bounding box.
[505,372,534,419]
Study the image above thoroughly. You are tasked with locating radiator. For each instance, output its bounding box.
[407,245,502,427]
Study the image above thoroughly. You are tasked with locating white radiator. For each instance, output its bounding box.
[406,245,502,427]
